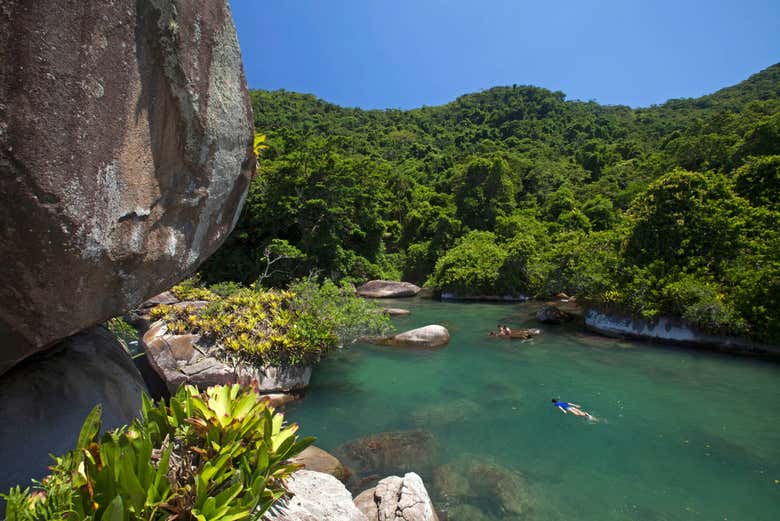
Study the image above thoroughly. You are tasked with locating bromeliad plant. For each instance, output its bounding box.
[2,384,314,521]
[151,279,392,367]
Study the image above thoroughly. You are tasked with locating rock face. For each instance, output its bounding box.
[0,0,254,375]
[357,281,421,298]
[290,446,351,482]
[354,473,439,521]
[142,321,312,393]
[0,327,147,493]
[585,309,780,355]
[536,305,571,324]
[265,470,368,521]
[374,325,450,348]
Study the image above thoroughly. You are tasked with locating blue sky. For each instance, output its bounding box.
[229,0,780,109]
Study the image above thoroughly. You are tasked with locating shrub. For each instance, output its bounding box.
[2,384,313,521]
[151,280,391,367]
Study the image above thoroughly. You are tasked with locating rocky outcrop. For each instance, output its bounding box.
[335,430,439,480]
[265,470,368,521]
[0,0,254,375]
[358,281,421,298]
[0,327,147,493]
[354,473,439,521]
[290,446,351,482]
[585,309,780,355]
[535,305,571,324]
[373,325,450,348]
[142,321,312,393]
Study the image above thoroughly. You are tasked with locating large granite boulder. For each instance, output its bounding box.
[142,321,312,393]
[373,325,450,348]
[0,327,147,493]
[0,0,254,375]
[354,473,439,521]
[357,281,421,298]
[265,470,368,521]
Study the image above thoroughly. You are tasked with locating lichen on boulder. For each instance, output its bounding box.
[0,0,254,374]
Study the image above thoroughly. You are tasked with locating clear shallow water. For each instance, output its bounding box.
[285,298,780,520]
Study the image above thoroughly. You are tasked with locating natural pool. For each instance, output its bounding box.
[285,298,780,520]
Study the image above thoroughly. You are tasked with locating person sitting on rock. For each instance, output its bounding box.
[552,398,594,420]
[502,324,512,336]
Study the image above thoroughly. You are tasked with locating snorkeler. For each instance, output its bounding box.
[552,398,595,420]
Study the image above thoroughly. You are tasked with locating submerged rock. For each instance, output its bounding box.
[265,470,368,521]
[373,325,450,348]
[384,308,412,316]
[290,446,351,483]
[536,305,571,325]
[357,280,421,298]
[0,0,254,375]
[0,327,147,493]
[142,321,312,393]
[355,472,439,521]
[432,456,532,519]
[411,398,481,427]
[335,430,439,479]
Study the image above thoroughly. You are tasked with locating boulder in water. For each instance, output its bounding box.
[290,446,351,483]
[432,456,532,519]
[383,308,412,316]
[536,305,571,325]
[265,470,368,521]
[0,0,254,374]
[354,472,439,521]
[357,280,421,298]
[373,325,450,348]
[335,430,439,479]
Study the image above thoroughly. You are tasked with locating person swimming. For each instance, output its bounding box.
[552,398,594,420]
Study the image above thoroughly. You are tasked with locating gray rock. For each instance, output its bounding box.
[142,321,312,393]
[0,0,254,375]
[0,327,147,493]
[536,305,571,324]
[264,470,367,521]
[355,473,439,521]
[357,281,421,298]
[139,291,180,309]
[383,308,412,316]
[373,325,450,348]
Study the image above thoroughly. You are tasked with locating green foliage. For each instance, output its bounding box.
[2,384,313,521]
[153,280,391,366]
[200,63,780,342]
[104,317,138,353]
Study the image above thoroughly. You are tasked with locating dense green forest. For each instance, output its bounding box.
[202,63,780,343]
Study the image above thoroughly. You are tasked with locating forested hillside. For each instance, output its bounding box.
[203,63,780,343]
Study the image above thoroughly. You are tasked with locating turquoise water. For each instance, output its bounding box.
[285,298,780,520]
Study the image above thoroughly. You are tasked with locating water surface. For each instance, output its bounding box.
[286,298,780,520]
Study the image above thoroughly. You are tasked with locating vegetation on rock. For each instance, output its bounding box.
[153,278,392,367]
[2,384,313,521]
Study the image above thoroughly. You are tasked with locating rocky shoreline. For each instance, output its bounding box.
[585,308,780,357]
